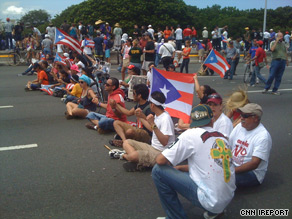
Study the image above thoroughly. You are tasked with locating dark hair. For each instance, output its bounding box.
[60,70,68,76]
[33,63,42,70]
[110,77,119,91]
[203,85,217,96]
[151,91,166,110]
[133,84,149,100]
[41,60,48,68]
[148,62,155,67]
[132,66,140,75]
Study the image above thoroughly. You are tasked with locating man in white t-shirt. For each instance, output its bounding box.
[207,93,233,138]
[81,36,93,56]
[147,25,154,39]
[158,38,175,70]
[229,103,272,187]
[175,25,183,50]
[122,91,175,172]
[152,104,236,219]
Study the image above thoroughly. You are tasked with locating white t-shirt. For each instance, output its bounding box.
[213,113,233,138]
[264,31,270,39]
[202,30,208,38]
[46,26,56,39]
[229,123,272,183]
[211,30,218,39]
[162,126,236,214]
[81,40,92,55]
[147,28,154,38]
[33,27,41,36]
[151,111,175,151]
[158,43,175,58]
[175,28,182,40]
[147,71,152,86]
[76,61,85,71]
[222,31,228,40]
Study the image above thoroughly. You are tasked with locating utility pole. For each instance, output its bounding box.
[263,0,267,39]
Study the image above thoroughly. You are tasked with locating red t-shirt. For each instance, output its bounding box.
[38,70,49,85]
[182,47,191,59]
[192,29,197,37]
[106,88,127,122]
[183,28,192,37]
[255,47,266,66]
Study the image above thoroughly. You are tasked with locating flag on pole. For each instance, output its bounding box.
[221,35,228,43]
[204,49,230,78]
[54,53,67,66]
[83,38,95,48]
[150,68,194,123]
[55,28,82,54]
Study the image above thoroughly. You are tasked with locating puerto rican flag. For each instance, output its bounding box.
[54,53,67,66]
[150,68,194,123]
[83,38,95,48]
[221,35,228,43]
[55,28,82,54]
[204,49,230,78]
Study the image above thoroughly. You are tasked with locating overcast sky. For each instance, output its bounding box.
[0,0,291,21]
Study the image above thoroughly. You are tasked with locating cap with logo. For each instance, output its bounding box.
[190,104,213,128]
[207,93,222,105]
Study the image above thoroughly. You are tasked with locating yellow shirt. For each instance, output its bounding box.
[71,83,82,98]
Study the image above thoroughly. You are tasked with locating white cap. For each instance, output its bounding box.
[148,25,152,28]
[45,34,50,38]
[63,53,69,58]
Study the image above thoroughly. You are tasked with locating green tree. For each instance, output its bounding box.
[20,10,51,27]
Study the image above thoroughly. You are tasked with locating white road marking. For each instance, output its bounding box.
[0,144,38,151]
[247,88,292,93]
[0,105,13,109]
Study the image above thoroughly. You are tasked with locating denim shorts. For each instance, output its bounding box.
[86,112,115,131]
[105,49,110,58]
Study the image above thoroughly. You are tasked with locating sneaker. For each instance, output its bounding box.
[203,211,224,219]
[272,91,281,95]
[17,73,24,76]
[256,78,259,84]
[60,98,66,102]
[109,149,125,159]
[262,89,268,94]
[156,217,166,219]
[85,122,97,130]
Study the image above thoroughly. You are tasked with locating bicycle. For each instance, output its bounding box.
[243,62,254,84]
[6,47,27,66]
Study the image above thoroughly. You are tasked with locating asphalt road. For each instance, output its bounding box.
[0,62,292,219]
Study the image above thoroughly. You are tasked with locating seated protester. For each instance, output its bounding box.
[81,67,98,94]
[193,74,216,104]
[62,74,82,103]
[167,64,176,72]
[174,118,190,134]
[18,52,41,76]
[74,54,86,72]
[50,70,71,90]
[110,84,153,147]
[146,62,155,87]
[207,93,233,138]
[65,75,98,119]
[121,91,175,172]
[120,65,140,98]
[25,63,49,91]
[70,64,81,77]
[85,77,127,133]
[229,103,272,187]
[152,104,236,219]
[225,89,249,127]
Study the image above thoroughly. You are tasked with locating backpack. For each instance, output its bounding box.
[81,25,87,35]
[107,40,114,49]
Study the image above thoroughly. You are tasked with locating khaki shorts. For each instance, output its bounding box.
[122,58,130,67]
[127,139,161,167]
[198,49,204,57]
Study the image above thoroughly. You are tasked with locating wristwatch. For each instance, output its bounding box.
[152,124,158,130]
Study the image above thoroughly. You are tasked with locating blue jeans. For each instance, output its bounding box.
[130,62,141,69]
[5,32,13,49]
[180,58,190,73]
[224,58,236,79]
[265,59,286,92]
[65,95,78,103]
[155,54,161,67]
[86,112,115,131]
[236,171,260,187]
[250,65,267,86]
[43,48,51,55]
[22,64,34,75]
[152,164,207,219]
[191,37,196,45]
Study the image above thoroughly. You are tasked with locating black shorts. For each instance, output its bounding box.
[14,34,22,41]
[162,56,173,69]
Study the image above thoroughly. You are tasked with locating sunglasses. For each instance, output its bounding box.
[241,114,255,118]
[207,94,221,99]
[79,81,84,84]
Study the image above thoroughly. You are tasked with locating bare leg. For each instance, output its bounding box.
[71,108,89,118]
[121,66,126,81]
[66,102,78,116]
[113,121,135,142]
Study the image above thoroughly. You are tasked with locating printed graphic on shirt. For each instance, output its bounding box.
[201,131,226,143]
[167,137,179,149]
[232,139,249,166]
[210,139,232,183]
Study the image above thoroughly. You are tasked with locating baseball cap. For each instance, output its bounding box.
[148,25,152,28]
[45,34,50,38]
[70,74,79,83]
[190,104,213,128]
[207,93,222,105]
[70,64,80,72]
[245,27,249,30]
[256,40,263,46]
[238,103,263,117]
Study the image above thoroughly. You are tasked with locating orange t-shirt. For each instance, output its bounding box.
[182,47,191,59]
[38,70,49,85]
[164,30,172,39]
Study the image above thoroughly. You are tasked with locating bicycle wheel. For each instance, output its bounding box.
[7,53,21,66]
[243,64,251,83]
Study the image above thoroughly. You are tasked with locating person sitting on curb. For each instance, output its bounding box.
[109,83,153,147]
[25,63,49,91]
[152,104,236,219]
[85,77,127,134]
[120,91,175,172]
[229,103,272,187]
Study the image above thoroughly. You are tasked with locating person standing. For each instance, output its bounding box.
[183,25,192,41]
[60,20,70,34]
[180,40,191,73]
[31,26,41,49]
[202,27,208,50]
[223,41,238,80]
[263,29,270,51]
[113,23,122,50]
[41,34,53,55]
[46,22,56,43]
[152,104,236,219]
[244,27,251,51]
[158,38,175,70]
[142,32,155,75]
[14,22,23,49]
[263,32,289,95]
[175,25,183,50]
[4,18,13,50]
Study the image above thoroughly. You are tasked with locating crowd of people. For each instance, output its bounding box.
[2,17,284,218]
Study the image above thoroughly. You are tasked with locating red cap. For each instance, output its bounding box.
[207,93,222,105]
[256,40,263,46]
[286,31,289,34]
[127,65,135,69]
